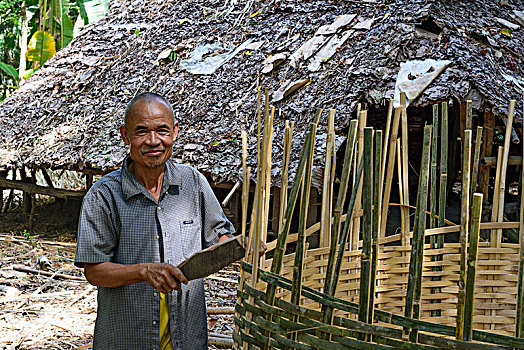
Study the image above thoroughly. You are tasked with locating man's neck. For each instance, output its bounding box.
[129,162,164,202]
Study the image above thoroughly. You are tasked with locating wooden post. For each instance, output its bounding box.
[456,129,472,340]
[28,169,37,229]
[466,100,473,131]
[479,111,495,200]
[358,127,374,339]
[464,193,483,341]
[404,125,432,342]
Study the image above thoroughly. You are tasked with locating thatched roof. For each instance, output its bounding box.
[0,0,522,183]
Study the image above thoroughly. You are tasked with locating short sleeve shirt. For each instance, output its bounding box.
[75,156,235,350]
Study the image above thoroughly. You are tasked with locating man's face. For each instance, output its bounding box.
[120,100,179,170]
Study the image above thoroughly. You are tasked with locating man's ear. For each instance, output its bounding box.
[120,125,130,145]
[172,122,179,143]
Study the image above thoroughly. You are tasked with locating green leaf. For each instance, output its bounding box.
[501,28,513,37]
[27,31,57,65]
[76,0,108,25]
[23,68,37,80]
[0,62,19,83]
[209,140,220,147]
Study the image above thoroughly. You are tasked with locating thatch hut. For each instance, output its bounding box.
[0,0,522,234]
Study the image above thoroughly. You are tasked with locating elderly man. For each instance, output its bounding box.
[75,92,236,349]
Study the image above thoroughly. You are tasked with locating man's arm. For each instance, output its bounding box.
[217,234,267,257]
[84,262,188,295]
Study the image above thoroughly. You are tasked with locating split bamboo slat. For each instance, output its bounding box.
[517,93,524,338]
[235,99,524,350]
[456,129,472,340]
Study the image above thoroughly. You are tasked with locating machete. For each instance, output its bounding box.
[177,235,248,281]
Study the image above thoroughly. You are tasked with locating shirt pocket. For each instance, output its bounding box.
[179,219,201,259]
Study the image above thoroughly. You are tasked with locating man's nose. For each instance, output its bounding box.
[146,131,161,145]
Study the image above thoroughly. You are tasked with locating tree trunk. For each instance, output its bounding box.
[18,0,28,85]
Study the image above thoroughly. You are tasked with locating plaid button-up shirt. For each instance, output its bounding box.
[75,156,234,350]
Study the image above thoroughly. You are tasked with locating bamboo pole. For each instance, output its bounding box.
[289,121,316,340]
[380,107,402,239]
[265,125,314,306]
[358,127,374,338]
[400,92,410,247]
[490,147,504,246]
[517,93,524,338]
[260,107,275,270]
[429,104,439,232]
[404,125,432,342]
[456,129,472,341]
[320,120,358,330]
[464,193,483,342]
[368,130,382,327]
[322,120,358,298]
[381,99,394,188]
[470,126,483,203]
[438,101,449,247]
[495,100,516,247]
[351,109,367,250]
[319,110,336,248]
[279,121,294,235]
[466,100,472,131]
[322,158,364,326]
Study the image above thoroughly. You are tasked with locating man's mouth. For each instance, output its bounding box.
[143,149,165,156]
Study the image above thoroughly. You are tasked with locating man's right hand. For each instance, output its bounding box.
[84,262,187,294]
[141,263,188,294]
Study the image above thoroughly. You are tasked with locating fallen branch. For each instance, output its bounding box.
[13,266,85,281]
[207,307,235,315]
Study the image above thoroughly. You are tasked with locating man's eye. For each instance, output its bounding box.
[158,130,170,135]
[136,130,147,135]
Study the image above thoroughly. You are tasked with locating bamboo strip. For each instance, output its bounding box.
[517,93,524,337]
[279,121,293,235]
[379,107,402,239]
[404,125,432,342]
[400,92,410,247]
[321,158,365,326]
[319,110,335,248]
[456,129,472,340]
[369,130,383,327]
[430,104,439,232]
[381,100,393,195]
[464,193,483,341]
[438,101,449,246]
[289,121,316,340]
[466,100,472,131]
[358,127,374,338]
[351,109,367,250]
[260,108,275,270]
[491,147,504,246]
[496,100,516,247]
[470,126,483,203]
[322,120,358,300]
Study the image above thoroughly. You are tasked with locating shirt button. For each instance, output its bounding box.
[153,320,157,325]
[156,235,160,240]
[157,206,161,211]
[154,292,158,297]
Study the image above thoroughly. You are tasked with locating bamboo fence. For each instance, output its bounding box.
[235,95,524,349]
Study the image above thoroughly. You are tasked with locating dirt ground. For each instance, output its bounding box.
[0,199,238,349]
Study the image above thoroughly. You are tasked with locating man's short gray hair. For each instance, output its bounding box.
[124,92,176,128]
